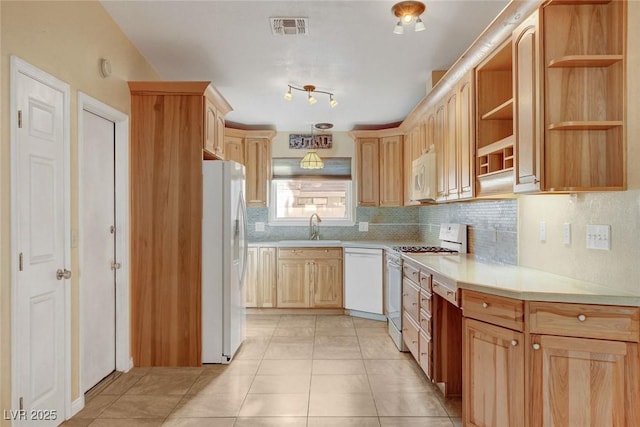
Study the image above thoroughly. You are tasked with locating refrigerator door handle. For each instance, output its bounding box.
[238,190,249,286]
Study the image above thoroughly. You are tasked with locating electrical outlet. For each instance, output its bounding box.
[491,227,498,243]
[359,222,369,232]
[539,221,546,242]
[586,224,610,250]
[255,222,265,232]
[563,223,571,245]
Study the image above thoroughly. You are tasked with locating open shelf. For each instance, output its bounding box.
[548,55,623,68]
[477,135,515,157]
[548,121,623,131]
[481,99,514,120]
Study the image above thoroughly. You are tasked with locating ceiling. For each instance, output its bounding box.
[101,0,509,131]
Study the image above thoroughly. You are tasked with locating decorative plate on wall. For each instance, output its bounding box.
[289,134,333,149]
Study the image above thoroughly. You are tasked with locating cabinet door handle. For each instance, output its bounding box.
[577,314,587,322]
[532,343,541,350]
[412,302,418,306]
[511,340,518,347]
[482,302,489,308]
[412,340,418,344]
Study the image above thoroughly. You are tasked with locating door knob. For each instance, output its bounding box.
[56,269,71,280]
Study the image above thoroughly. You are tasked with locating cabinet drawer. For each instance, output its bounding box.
[403,312,420,361]
[419,308,432,336]
[419,271,431,290]
[462,290,524,332]
[528,301,640,342]
[403,280,420,322]
[419,331,432,380]
[419,289,432,315]
[278,247,342,259]
[403,263,420,282]
[432,278,458,307]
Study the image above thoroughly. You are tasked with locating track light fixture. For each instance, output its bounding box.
[391,1,426,34]
[284,84,338,107]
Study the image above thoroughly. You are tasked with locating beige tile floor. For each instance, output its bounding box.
[64,314,462,426]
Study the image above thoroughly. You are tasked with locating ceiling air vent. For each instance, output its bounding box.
[270,17,309,36]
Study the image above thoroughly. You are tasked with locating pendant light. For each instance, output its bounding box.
[300,150,324,169]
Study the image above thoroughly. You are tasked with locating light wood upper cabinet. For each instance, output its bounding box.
[475,38,515,197]
[529,335,639,427]
[204,96,228,159]
[356,138,380,206]
[435,105,447,201]
[463,318,525,427]
[224,135,244,165]
[128,81,232,367]
[458,73,475,200]
[445,90,459,200]
[379,135,404,206]
[541,0,626,191]
[513,11,542,193]
[245,138,271,207]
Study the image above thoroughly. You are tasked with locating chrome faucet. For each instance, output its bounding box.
[309,213,322,240]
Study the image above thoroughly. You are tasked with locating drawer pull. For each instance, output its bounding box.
[577,314,587,322]
[532,343,541,350]
[447,291,454,297]
[482,302,489,308]
[511,340,518,347]
[421,352,427,356]
[412,271,417,276]
[403,293,409,297]
[412,302,418,306]
[324,249,328,253]
[412,340,418,344]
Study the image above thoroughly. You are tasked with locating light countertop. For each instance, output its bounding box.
[248,240,419,251]
[402,253,640,306]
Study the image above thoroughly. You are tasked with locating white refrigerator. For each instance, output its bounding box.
[202,160,247,363]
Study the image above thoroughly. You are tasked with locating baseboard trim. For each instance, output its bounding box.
[246,308,347,315]
[348,310,387,322]
[70,395,85,417]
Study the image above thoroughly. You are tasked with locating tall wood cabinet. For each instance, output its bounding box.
[129,81,232,366]
[379,135,404,206]
[355,138,380,206]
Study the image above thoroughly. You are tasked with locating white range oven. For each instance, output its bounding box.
[386,223,467,351]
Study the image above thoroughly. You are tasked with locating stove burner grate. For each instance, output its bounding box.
[392,246,458,254]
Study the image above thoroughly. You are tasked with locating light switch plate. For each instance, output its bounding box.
[359,222,369,232]
[563,223,571,245]
[539,221,546,242]
[255,222,265,232]
[586,224,610,250]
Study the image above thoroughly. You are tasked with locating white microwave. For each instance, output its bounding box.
[411,152,436,202]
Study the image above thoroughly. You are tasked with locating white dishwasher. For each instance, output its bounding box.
[344,247,384,318]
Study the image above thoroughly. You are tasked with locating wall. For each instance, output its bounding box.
[0,0,160,420]
[518,1,640,295]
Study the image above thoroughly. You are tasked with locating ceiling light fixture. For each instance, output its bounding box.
[391,1,426,34]
[284,84,338,108]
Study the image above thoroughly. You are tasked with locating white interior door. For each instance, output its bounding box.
[14,60,68,425]
[81,110,116,393]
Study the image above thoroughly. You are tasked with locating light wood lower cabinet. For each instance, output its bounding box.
[276,248,343,308]
[245,247,276,308]
[462,289,640,426]
[463,318,524,427]
[529,334,639,427]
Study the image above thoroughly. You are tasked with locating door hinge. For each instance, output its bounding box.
[19,397,23,411]
[110,225,116,234]
[19,252,23,271]
[18,110,23,129]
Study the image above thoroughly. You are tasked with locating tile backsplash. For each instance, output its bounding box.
[248,199,517,264]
